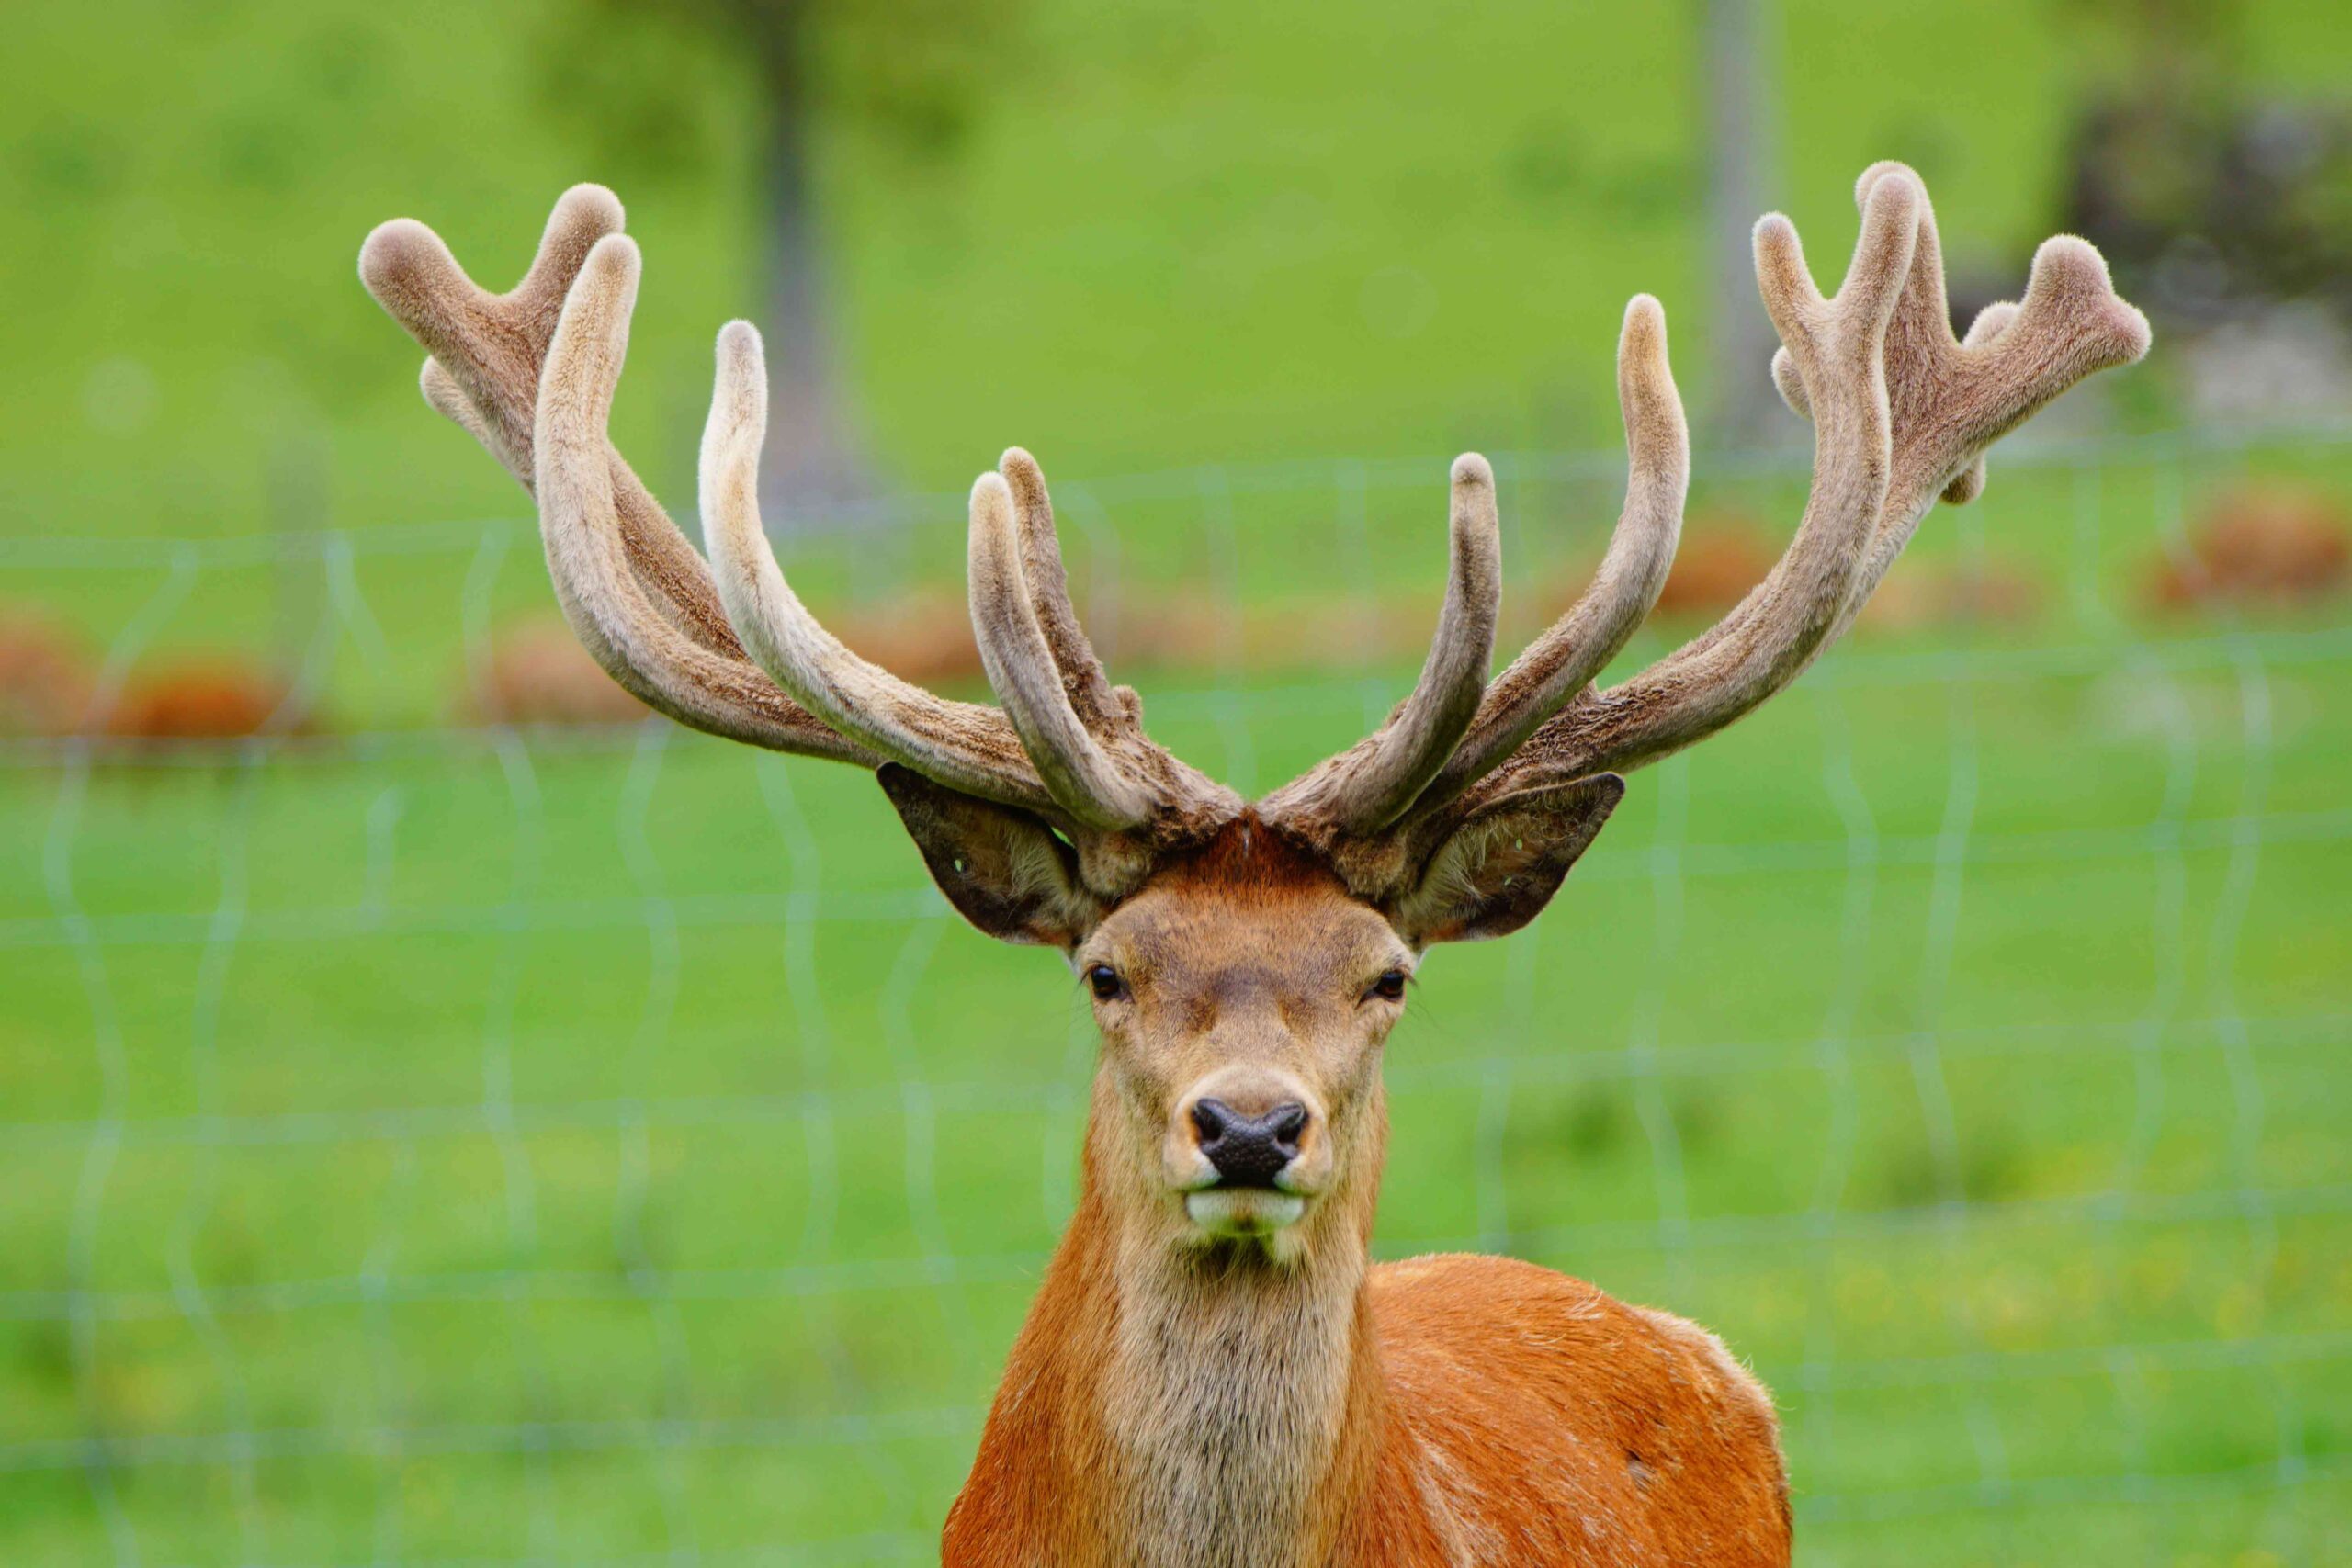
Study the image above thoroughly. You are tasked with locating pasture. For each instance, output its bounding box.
[3,432,2350,1564]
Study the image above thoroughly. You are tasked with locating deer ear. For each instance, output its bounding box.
[876,764,1109,949]
[1388,774,1625,947]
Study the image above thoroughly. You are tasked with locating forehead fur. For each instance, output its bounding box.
[1088,818,1403,975]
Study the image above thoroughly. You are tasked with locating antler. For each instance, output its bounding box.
[359,188,866,761]
[1770,161,2156,638]
[361,167,2143,915]
[359,189,1238,886]
[1259,297,1685,834]
[1265,164,2150,893]
[1250,456,1502,832]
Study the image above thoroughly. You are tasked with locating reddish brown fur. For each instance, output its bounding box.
[944,828,1788,1568]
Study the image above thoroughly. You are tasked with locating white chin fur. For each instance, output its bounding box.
[1185,1189,1306,1236]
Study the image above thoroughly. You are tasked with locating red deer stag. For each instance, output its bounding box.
[359,164,2146,1566]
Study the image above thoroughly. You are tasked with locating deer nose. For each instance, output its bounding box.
[1191,1098,1309,1188]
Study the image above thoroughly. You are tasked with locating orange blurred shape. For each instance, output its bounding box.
[103,657,296,741]
[0,606,95,736]
[2147,484,2351,610]
[830,586,985,686]
[469,616,648,727]
[1859,559,2042,634]
[1077,587,1431,675]
[1653,511,1780,620]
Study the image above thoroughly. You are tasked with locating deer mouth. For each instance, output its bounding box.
[1184,1186,1307,1237]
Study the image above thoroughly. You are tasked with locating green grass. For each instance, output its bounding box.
[7,0,2350,558]
[4,434,2352,1562]
[7,0,2352,1560]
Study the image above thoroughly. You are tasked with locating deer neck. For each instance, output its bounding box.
[1039,1124,1388,1567]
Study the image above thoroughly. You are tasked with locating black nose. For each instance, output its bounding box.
[1191,1098,1309,1188]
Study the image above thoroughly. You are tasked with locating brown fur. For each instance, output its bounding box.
[944,827,1787,1567]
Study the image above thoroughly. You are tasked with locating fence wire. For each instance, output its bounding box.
[1,426,2347,1566]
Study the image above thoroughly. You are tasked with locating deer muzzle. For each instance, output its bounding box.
[1167,1068,1329,1237]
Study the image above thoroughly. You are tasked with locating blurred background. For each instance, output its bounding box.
[3,0,2349,1562]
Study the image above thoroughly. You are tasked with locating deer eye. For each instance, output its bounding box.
[1367,969,1408,1003]
[1086,964,1126,1002]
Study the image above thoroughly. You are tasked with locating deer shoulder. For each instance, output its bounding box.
[1354,1253,1788,1566]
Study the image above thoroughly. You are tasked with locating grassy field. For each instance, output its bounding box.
[4,430,2351,1563]
[7,0,2352,556]
[6,0,2352,1561]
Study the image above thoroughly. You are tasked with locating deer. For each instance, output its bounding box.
[357,162,2147,1567]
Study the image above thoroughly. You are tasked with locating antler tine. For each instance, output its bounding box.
[524,235,876,763]
[419,358,496,451]
[359,187,741,661]
[1259,457,1502,835]
[968,473,1156,829]
[1416,294,1690,809]
[983,447,1240,833]
[998,448,1125,729]
[362,186,620,478]
[1416,171,1921,812]
[1770,162,2151,637]
[697,319,1067,814]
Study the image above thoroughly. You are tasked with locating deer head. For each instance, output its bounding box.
[358,165,2147,1272]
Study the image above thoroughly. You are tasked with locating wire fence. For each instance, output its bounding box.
[2,423,2348,1565]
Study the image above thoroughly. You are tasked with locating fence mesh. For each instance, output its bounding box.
[1,425,2348,1565]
